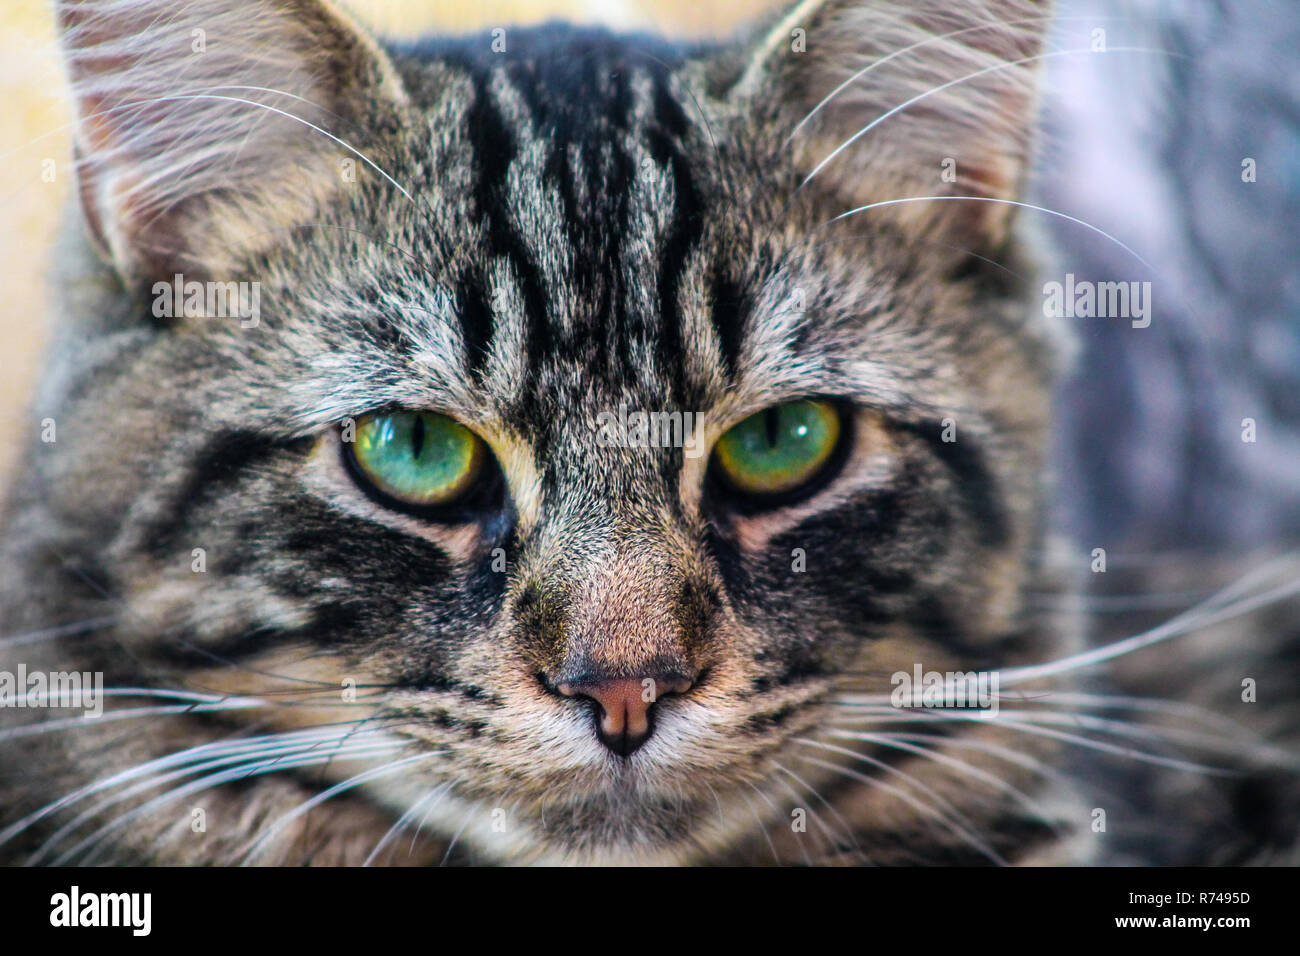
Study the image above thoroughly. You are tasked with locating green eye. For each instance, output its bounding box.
[712,400,843,497]
[347,411,487,509]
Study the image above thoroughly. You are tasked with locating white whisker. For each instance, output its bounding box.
[802,46,1184,191]
[0,616,117,649]
[737,784,783,865]
[793,749,1003,865]
[87,92,416,204]
[832,730,1061,829]
[772,762,865,862]
[0,697,264,743]
[28,731,403,864]
[241,749,444,864]
[795,737,1003,864]
[56,740,411,866]
[832,195,1154,270]
[1001,558,1300,688]
[784,14,1061,146]
[0,726,359,851]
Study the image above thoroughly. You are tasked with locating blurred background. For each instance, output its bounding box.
[2,0,1297,555]
[1044,0,1300,555]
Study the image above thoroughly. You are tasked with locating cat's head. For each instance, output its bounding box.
[32,0,1066,863]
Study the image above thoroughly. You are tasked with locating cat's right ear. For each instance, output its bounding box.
[723,0,1049,254]
[57,0,409,282]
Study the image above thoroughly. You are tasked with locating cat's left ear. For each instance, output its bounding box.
[727,0,1050,251]
[58,0,410,281]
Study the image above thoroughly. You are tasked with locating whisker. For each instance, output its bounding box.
[795,737,1003,864]
[855,731,1070,787]
[792,750,1003,865]
[25,731,405,864]
[750,779,812,865]
[0,724,388,851]
[1001,556,1300,688]
[737,785,782,865]
[0,696,264,743]
[438,806,475,868]
[72,91,415,203]
[363,783,454,867]
[410,775,465,857]
[959,710,1297,768]
[801,46,1185,192]
[784,13,1062,146]
[830,708,1238,776]
[830,195,1155,270]
[769,763,859,863]
[0,616,117,649]
[1013,692,1260,737]
[827,553,1300,711]
[241,749,444,864]
[829,730,1064,831]
[66,741,411,867]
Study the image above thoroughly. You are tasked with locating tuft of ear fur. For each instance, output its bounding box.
[734,0,1050,250]
[58,0,409,281]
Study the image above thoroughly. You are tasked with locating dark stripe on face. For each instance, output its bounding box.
[901,421,1011,548]
[600,138,635,385]
[708,268,747,381]
[646,77,702,406]
[141,430,300,560]
[544,123,635,385]
[545,141,581,247]
[463,73,552,380]
[455,278,494,377]
[141,603,366,668]
[909,597,1006,668]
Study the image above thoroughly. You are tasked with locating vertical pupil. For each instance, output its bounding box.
[410,415,426,460]
[764,407,781,449]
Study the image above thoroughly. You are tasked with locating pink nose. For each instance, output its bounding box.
[557,676,693,756]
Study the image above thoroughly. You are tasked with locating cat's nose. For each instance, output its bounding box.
[556,675,693,757]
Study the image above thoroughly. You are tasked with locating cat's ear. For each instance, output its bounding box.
[58,0,409,280]
[731,0,1049,250]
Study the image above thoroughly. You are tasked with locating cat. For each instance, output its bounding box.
[0,0,1295,865]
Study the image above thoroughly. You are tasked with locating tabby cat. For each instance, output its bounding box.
[1,0,1296,865]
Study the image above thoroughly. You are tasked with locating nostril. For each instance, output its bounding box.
[555,674,694,757]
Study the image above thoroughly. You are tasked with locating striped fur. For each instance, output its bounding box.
[1,0,1293,865]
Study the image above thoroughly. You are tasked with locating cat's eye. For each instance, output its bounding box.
[345,411,487,510]
[711,400,844,499]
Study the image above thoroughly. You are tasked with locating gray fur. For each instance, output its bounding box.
[0,0,1294,865]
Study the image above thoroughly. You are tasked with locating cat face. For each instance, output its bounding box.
[2,0,1072,864]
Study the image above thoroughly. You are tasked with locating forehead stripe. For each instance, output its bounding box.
[459,70,552,382]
